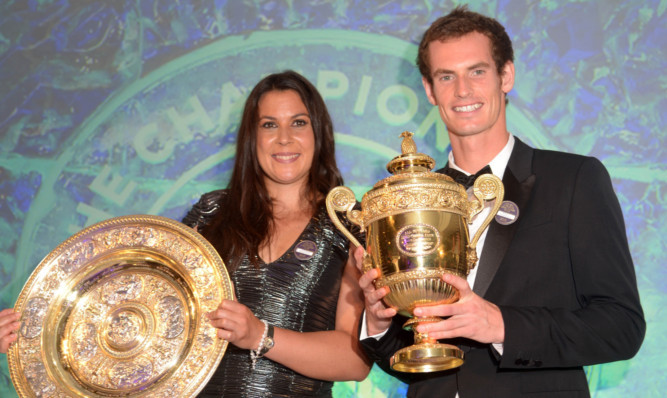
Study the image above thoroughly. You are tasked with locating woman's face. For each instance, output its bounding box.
[256,89,315,193]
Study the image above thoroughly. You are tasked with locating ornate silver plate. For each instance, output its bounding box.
[8,215,233,397]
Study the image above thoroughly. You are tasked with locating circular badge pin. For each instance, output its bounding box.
[294,240,318,261]
[495,200,520,225]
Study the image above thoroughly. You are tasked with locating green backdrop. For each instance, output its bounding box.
[0,1,664,396]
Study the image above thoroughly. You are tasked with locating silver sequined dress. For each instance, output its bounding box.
[182,190,363,397]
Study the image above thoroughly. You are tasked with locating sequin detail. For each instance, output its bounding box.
[183,190,363,397]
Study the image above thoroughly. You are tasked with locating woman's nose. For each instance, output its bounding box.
[277,127,292,145]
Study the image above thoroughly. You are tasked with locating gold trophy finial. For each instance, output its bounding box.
[387,131,435,174]
[400,131,417,154]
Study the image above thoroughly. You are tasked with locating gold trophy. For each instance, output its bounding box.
[8,215,233,397]
[326,132,504,373]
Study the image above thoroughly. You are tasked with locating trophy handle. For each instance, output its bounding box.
[326,186,364,249]
[466,174,504,270]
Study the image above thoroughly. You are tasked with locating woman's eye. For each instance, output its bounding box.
[293,119,308,127]
[260,121,276,128]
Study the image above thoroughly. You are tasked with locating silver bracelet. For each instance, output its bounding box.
[250,319,269,369]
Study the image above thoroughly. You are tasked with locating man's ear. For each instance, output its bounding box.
[422,76,437,106]
[500,61,515,94]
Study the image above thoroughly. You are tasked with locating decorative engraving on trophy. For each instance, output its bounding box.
[62,270,188,390]
[158,295,185,339]
[151,339,180,367]
[192,268,214,289]
[168,238,188,259]
[71,323,98,362]
[97,302,155,359]
[101,229,122,248]
[143,227,159,247]
[59,241,96,274]
[148,277,171,296]
[24,361,56,397]
[375,268,448,288]
[436,189,459,208]
[377,196,392,213]
[198,330,214,349]
[8,216,232,397]
[477,179,497,196]
[108,356,154,389]
[396,224,441,257]
[106,309,145,349]
[17,333,40,361]
[85,355,112,387]
[101,274,143,305]
[182,250,203,270]
[364,184,469,224]
[329,189,354,208]
[417,191,433,206]
[19,297,48,339]
[85,301,108,323]
[36,269,63,301]
[123,227,147,246]
[396,192,413,208]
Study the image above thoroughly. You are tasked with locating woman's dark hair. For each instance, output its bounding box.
[417,5,514,85]
[202,70,343,272]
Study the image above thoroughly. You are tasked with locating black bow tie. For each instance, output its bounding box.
[442,164,493,189]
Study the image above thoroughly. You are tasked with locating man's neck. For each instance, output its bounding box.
[450,131,510,174]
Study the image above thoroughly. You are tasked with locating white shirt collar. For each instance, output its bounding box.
[447,134,515,179]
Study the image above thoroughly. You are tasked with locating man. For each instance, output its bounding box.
[357,6,645,397]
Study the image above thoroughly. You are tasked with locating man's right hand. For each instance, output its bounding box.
[353,247,397,336]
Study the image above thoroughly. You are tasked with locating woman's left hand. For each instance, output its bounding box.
[207,300,265,350]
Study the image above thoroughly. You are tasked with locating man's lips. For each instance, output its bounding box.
[453,103,482,112]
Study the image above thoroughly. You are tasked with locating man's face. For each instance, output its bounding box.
[422,32,514,140]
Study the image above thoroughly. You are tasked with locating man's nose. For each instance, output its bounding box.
[454,77,471,98]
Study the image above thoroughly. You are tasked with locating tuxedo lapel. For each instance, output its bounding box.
[473,138,536,297]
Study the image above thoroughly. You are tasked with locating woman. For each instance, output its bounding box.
[182,70,370,396]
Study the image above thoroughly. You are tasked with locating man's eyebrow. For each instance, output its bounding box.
[468,62,492,70]
[432,62,492,76]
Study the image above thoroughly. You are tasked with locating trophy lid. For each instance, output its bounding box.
[358,131,468,226]
[386,131,436,174]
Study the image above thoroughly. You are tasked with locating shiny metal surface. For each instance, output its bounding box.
[8,215,233,397]
[327,131,504,373]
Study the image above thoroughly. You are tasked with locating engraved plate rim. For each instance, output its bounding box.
[8,214,233,398]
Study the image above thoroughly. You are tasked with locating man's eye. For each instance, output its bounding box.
[439,75,453,81]
[473,69,485,76]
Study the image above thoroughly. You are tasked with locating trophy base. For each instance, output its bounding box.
[390,342,464,373]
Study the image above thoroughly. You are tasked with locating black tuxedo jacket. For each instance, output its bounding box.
[361,138,645,398]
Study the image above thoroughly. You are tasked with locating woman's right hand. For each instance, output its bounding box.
[0,308,21,353]
[207,300,265,351]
